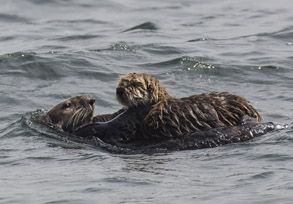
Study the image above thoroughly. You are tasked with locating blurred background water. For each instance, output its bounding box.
[1,0,293,203]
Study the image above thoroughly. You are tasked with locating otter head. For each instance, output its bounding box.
[45,95,95,132]
[116,72,170,108]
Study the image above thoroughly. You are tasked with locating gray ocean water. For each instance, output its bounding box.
[1,0,293,203]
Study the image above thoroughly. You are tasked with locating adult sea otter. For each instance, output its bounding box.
[37,92,277,152]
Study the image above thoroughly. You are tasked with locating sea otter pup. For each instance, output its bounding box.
[39,95,96,132]
[116,72,263,139]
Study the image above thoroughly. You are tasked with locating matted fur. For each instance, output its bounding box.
[93,108,126,122]
[143,92,263,139]
[116,72,263,139]
[116,72,170,107]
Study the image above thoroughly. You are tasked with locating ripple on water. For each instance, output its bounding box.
[0,52,66,80]
[140,56,216,76]
[46,19,108,25]
[91,42,137,53]
[260,26,293,41]
[103,177,153,186]
[53,34,102,42]
[180,56,215,70]
[1,0,293,203]
[110,43,136,52]
[140,44,183,55]
[122,22,158,33]
[0,13,29,23]
[250,171,275,179]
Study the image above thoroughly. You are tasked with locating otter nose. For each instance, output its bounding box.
[89,98,95,106]
[116,87,124,95]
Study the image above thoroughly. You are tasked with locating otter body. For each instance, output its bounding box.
[74,105,153,145]
[73,105,276,152]
[116,72,263,140]
[143,92,263,139]
[38,94,276,152]
[93,108,125,122]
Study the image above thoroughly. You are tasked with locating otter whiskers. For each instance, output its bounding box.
[66,108,92,131]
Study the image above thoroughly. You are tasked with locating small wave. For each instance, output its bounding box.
[21,110,87,149]
[0,14,29,23]
[249,65,282,71]
[27,0,59,5]
[141,57,181,68]
[219,26,293,43]
[186,26,293,44]
[122,22,158,32]
[141,44,183,55]
[0,52,65,80]
[250,171,274,179]
[187,38,207,42]
[0,36,15,42]
[0,120,22,139]
[46,19,107,25]
[141,56,215,71]
[110,43,136,52]
[54,34,101,42]
[0,52,36,62]
[258,26,293,41]
[92,42,137,53]
[180,56,215,70]
[94,43,183,56]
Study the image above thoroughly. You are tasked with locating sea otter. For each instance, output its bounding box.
[39,94,125,132]
[38,95,96,132]
[37,94,277,152]
[74,104,276,152]
[116,72,263,139]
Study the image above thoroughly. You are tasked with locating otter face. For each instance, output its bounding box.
[116,72,169,108]
[46,95,95,132]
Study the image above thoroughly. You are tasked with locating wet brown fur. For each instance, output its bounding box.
[144,92,263,139]
[93,108,126,122]
[116,72,171,107]
[117,72,263,139]
[42,95,95,132]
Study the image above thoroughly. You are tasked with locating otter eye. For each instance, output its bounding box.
[61,102,71,109]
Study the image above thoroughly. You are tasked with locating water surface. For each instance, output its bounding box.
[1,0,293,203]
